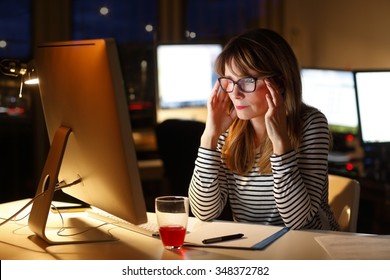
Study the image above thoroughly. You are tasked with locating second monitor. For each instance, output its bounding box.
[301,68,359,136]
[155,43,223,123]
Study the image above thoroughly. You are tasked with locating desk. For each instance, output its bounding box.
[0,199,389,260]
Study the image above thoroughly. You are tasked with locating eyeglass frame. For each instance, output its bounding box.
[218,75,275,93]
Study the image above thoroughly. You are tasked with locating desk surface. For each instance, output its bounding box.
[0,199,389,260]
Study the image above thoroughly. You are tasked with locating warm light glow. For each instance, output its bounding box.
[145,24,153,32]
[185,30,196,39]
[24,78,39,85]
[346,208,351,218]
[24,68,39,84]
[0,40,7,48]
[99,6,109,16]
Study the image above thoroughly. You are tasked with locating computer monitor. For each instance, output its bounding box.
[354,70,390,144]
[155,43,222,123]
[28,39,147,244]
[301,68,359,135]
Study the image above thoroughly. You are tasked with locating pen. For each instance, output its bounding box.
[202,233,244,244]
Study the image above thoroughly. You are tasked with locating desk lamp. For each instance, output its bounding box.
[0,59,28,76]
[0,59,39,98]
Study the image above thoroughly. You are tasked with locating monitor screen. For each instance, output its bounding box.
[28,39,147,244]
[301,68,359,135]
[355,70,390,144]
[155,43,222,123]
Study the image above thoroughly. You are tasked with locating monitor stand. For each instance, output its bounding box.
[28,126,117,244]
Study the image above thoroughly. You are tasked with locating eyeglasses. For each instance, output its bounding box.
[218,77,260,93]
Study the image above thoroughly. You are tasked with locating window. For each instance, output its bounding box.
[186,0,262,40]
[72,0,157,43]
[0,0,32,59]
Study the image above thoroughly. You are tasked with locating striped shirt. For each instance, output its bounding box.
[188,108,340,231]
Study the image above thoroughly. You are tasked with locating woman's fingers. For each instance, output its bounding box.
[265,79,280,108]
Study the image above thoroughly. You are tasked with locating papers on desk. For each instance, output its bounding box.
[315,234,390,259]
[184,219,289,250]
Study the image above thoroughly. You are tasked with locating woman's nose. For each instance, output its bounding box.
[229,87,244,99]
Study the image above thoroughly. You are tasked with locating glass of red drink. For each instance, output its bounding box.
[155,196,189,249]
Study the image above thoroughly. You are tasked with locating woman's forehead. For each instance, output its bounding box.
[225,60,257,77]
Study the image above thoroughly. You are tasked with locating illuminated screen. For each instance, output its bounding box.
[355,70,390,143]
[301,68,358,135]
[156,43,222,122]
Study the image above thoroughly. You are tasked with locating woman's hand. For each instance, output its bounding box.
[264,79,292,155]
[200,81,236,149]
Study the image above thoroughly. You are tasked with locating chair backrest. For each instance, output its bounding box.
[155,119,205,196]
[328,174,360,232]
[155,119,233,220]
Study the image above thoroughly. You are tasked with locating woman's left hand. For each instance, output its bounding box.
[264,79,292,155]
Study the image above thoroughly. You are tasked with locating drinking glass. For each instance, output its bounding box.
[155,196,189,249]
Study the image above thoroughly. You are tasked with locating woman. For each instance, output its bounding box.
[188,28,339,230]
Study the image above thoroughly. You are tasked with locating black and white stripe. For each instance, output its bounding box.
[188,108,339,230]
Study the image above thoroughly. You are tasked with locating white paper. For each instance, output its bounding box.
[184,219,284,249]
[315,234,390,259]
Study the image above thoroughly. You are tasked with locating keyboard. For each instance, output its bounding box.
[87,207,160,238]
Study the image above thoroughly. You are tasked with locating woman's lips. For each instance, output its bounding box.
[235,105,247,110]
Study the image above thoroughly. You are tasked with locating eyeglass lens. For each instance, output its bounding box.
[219,77,257,93]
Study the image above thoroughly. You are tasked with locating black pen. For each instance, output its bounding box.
[202,233,244,244]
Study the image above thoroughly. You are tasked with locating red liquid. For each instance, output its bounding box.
[159,225,186,248]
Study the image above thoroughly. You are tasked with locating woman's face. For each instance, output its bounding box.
[224,61,269,121]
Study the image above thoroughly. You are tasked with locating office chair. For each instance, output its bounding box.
[155,118,233,220]
[155,119,206,197]
[328,174,360,232]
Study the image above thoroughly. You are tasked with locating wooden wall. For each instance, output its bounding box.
[283,0,390,69]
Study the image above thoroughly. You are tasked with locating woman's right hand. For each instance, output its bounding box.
[200,81,236,149]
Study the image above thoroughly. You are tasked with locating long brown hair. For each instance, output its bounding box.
[215,28,307,175]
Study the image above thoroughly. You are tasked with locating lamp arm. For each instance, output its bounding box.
[0,58,28,77]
